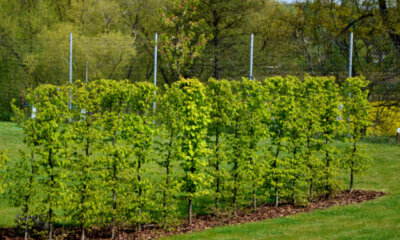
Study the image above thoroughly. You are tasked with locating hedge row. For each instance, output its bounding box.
[0,76,371,240]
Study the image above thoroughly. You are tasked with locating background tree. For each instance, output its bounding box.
[159,0,208,83]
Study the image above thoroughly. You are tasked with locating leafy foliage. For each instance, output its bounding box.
[0,76,372,238]
[342,77,372,192]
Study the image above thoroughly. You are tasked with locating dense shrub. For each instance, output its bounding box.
[1,76,371,239]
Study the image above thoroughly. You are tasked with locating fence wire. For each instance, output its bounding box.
[1,33,399,120]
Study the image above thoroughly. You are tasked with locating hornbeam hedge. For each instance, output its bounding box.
[1,76,371,240]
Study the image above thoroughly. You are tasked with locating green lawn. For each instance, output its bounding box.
[164,141,400,239]
[1,121,400,239]
[0,122,25,228]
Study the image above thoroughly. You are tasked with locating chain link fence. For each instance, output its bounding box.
[1,33,400,120]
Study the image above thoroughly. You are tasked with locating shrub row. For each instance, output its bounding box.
[0,76,371,240]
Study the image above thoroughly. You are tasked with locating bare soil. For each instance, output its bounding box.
[0,190,386,240]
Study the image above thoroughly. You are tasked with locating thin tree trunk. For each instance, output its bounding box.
[252,186,257,212]
[48,148,54,240]
[292,181,296,205]
[350,167,354,193]
[111,166,116,240]
[24,151,34,240]
[325,137,332,197]
[250,124,257,212]
[188,157,195,225]
[163,129,173,224]
[232,121,239,215]
[212,10,221,79]
[163,161,170,224]
[81,227,85,240]
[292,130,298,206]
[215,127,220,209]
[111,140,117,239]
[137,155,142,231]
[111,149,117,239]
[188,198,193,225]
[81,133,90,240]
[111,111,119,240]
[274,142,281,207]
[307,135,314,201]
[233,169,238,214]
[350,141,357,193]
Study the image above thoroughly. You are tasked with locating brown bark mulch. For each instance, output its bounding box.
[0,190,386,240]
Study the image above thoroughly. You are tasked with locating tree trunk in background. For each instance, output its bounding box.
[379,0,400,53]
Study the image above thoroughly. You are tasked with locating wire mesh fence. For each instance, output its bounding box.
[1,32,399,120]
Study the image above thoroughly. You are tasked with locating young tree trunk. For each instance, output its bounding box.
[252,186,257,212]
[250,125,257,212]
[215,127,220,209]
[111,164,116,240]
[24,151,35,240]
[233,170,238,215]
[188,198,193,225]
[274,143,280,207]
[48,220,53,240]
[350,167,354,193]
[212,21,220,79]
[48,148,54,240]
[292,181,296,205]
[137,155,142,231]
[350,142,357,193]
[111,125,118,240]
[274,187,279,208]
[81,227,85,240]
[325,137,332,198]
[306,135,314,201]
[232,121,239,215]
[292,136,298,205]
[163,161,170,224]
[81,134,90,240]
[188,157,195,225]
[163,130,173,225]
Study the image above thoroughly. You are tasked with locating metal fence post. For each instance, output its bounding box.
[249,34,254,80]
[69,33,73,110]
[349,32,353,78]
[85,62,88,84]
[347,32,354,137]
[153,33,158,112]
[69,33,73,122]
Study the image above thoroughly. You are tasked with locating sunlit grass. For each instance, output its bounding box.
[164,142,400,240]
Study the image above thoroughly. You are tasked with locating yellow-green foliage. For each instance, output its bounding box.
[0,76,373,237]
[368,102,400,136]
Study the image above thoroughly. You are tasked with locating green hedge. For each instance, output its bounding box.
[0,76,371,239]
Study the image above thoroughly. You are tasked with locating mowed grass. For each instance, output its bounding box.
[164,141,400,239]
[1,121,400,239]
[0,122,25,228]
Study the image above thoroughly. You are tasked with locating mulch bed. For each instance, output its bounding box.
[0,190,386,240]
